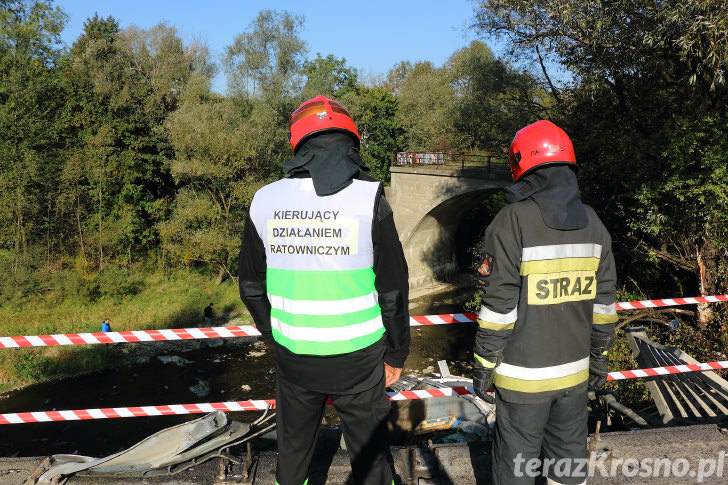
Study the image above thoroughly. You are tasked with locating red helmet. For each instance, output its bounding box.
[508,120,576,181]
[288,95,360,152]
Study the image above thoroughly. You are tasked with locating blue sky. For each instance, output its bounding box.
[55,1,482,93]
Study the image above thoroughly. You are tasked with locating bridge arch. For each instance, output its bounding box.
[387,164,513,292]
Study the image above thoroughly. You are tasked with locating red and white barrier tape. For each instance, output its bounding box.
[409,312,477,326]
[606,360,728,381]
[615,294,728,310]
[0,386,474,424]
[6,357,728,424]
[0,400,275,424]
[0,326,263,349]
[1,294,726,349]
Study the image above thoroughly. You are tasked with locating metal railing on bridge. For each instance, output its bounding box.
[391,150,509,171]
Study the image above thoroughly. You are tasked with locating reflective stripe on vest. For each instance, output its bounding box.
[249,178,384,355]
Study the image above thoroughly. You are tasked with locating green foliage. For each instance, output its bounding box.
[0,5,544,292]
[302,53,359,99]
[51,15,208,271]
[0,345,120,390]
[473,0,728,334]
[0,261,143,305]
[473,0,728,106]
[447,41,547,151]
[10,349,53,383]
[381,61,412,96]
[386,41,551,154]
[161,71,285,278]
[341,86,402,182]
[97,265,142,301]
[395,61,454,151]
[224,9,307,103]
[158,188,240,277]
[0,262,46,301]
[0,0,67,271]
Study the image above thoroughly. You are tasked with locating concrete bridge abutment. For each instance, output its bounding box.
[386,165,512,293]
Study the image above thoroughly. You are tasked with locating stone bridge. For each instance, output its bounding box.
[385,164,513,292]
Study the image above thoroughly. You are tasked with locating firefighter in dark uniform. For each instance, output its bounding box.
[472,120,617,484]
[238,95,410,485]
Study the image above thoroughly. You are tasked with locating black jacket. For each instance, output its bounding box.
[474,166,617,403]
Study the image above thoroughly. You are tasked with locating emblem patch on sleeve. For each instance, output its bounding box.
[477,254,494,276]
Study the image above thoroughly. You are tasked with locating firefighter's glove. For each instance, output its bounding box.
[473,351,502,404]
[589,333,615,390]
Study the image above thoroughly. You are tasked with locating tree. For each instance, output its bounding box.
[472,0,728,107]
[57,18,204,268]
[224,9,307,104]
[381,61,413,96]
[114,23,206,252]
[223,9,307,168]
[341,86,401,182]
[447,40,549,151]
[392,49,542,154]
[394,61,455,151]
[0,0,66,273]
[162,73,283,283]
[302,53,358,99]
[56,14,124,268]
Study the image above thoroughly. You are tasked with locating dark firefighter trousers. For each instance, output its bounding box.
[492,389,588,485]
[275,372,393,485]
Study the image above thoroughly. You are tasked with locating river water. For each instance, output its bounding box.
[0,284,477,458]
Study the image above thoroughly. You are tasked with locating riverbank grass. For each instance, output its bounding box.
[0,269,250,392]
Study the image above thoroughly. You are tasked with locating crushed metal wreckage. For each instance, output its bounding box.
[623,326,728,425]
[27,409,275,484]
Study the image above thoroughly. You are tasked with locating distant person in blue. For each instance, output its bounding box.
[101,318,112,348]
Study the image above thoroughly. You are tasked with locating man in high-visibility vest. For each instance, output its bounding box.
[472,120,617,485]
[238,95,409,485]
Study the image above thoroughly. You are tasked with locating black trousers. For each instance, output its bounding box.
[275,370,393,485]
[492,389,588,485]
